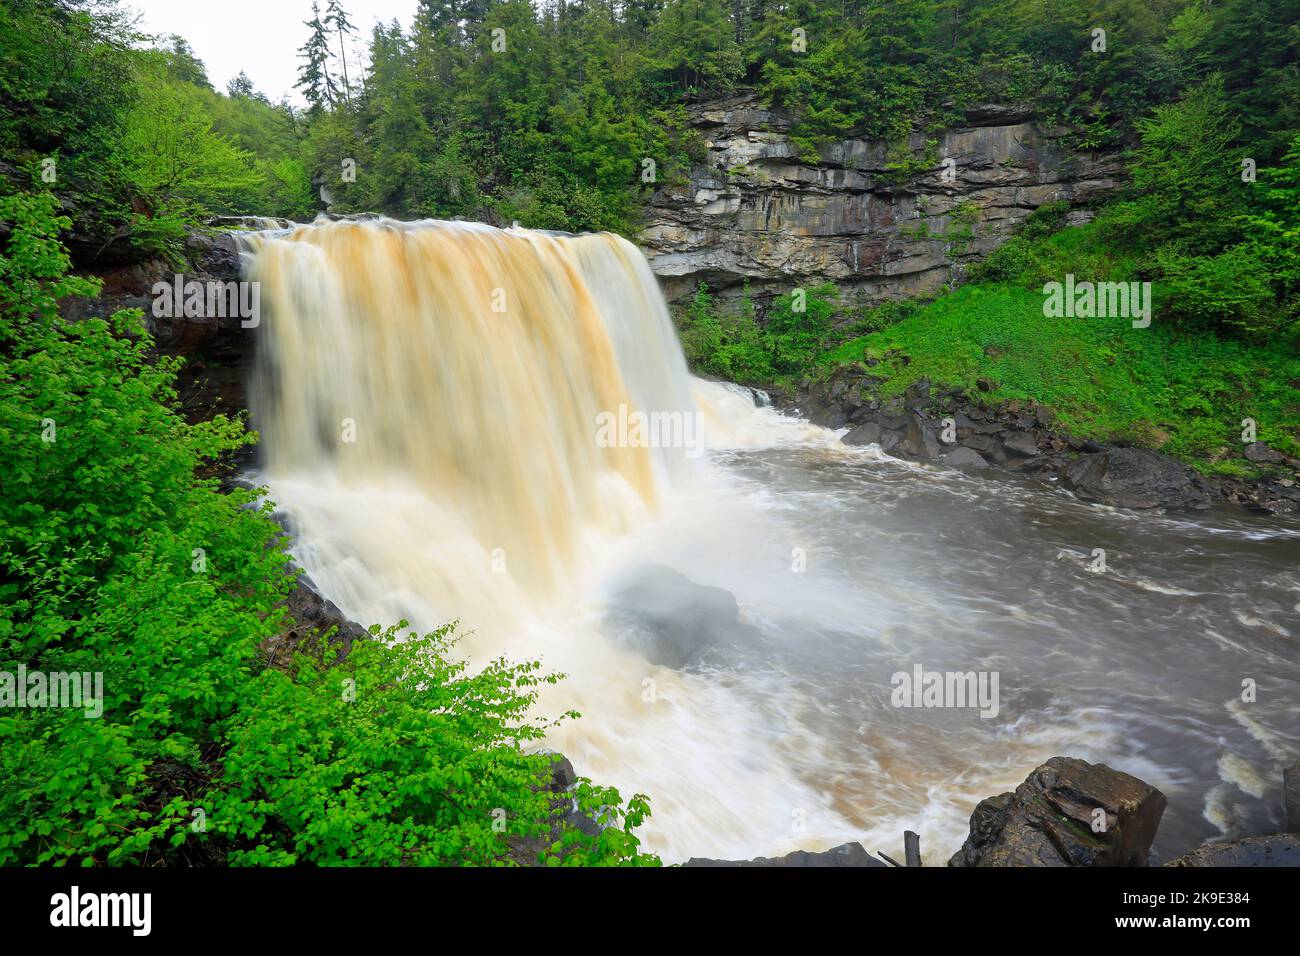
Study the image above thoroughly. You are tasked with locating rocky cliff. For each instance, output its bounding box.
[638,94,1124,307]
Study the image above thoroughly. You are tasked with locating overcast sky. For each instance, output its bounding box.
[123,0,419,104]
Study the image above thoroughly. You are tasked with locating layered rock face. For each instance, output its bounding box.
[638,95,1124,307]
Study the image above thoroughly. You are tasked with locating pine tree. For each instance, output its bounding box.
[324,0,356,106]
[296,2,337,111]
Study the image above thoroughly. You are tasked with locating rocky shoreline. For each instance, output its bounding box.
[778,366,1300,518]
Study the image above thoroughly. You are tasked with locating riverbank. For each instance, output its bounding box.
[779,363,1300,516]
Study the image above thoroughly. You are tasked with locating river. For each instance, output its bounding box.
[241,217,1300,864]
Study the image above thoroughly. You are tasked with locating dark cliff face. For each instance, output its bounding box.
[638,94,1124,307]
[59,232,252,426]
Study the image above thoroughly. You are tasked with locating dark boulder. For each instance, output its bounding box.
[899,413,942,460]
[961,433,1001,455]
[948,757,1166,867]
[1166,834,1300,867]
[1062,447,1211,511]
[1001,431,1040,457]
[684,841,887,867]
[843,421,883,446]
[946,446,991,471]
[260,576,368,667]
[546,754,577,793]
[879,429,905,455]
[1243,442,1285,464]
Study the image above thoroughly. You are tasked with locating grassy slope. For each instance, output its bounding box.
[818,283,1300,476]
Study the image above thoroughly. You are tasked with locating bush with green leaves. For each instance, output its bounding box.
[675,281,841,386]
[0,190,657,866]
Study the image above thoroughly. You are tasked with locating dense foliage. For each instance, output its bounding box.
[6,1,1296,241]
[0,192,656,866]
[0,0,1296,865]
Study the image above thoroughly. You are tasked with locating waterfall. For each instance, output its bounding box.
[238,217,860,862]
[244,218,701,599]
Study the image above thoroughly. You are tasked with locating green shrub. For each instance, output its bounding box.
[676,281,842,385]
[1153,245,1282,339]
[0,191,657,866]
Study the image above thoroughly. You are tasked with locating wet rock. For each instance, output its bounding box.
[844,421,883,446]
[948,757,1166,867]
[879,429,905,455]
[602,565,758,669]
[546,754,577,793]
[1166,834,1300,867]
[1062,447,1211,511]
[780,372,1295,517]
[962,433,1001,455]
[684,841,887,867]
[900,413,942,460]
[946,446,991,471]
[260,576,368,668]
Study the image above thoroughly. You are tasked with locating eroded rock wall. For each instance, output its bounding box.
[638,95,1124,307]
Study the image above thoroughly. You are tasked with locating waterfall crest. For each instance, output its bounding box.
[244,218,697,602]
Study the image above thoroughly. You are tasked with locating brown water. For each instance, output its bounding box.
[242,217,1300,864]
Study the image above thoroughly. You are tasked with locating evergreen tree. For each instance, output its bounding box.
[324,0,357,106]
[295,2,337,112]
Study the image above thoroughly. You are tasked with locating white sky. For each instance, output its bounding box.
[122,0,420,105]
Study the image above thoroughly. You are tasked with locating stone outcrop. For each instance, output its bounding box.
[638,94,1123,307]
[1061,446,1212,511]
[948,757,1167,867]
[60,231,253,429]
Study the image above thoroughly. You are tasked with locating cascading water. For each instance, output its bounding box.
[240,217,1300,864]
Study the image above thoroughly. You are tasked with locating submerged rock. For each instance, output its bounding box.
[602,565,759,669]
[948,757,1166,867]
